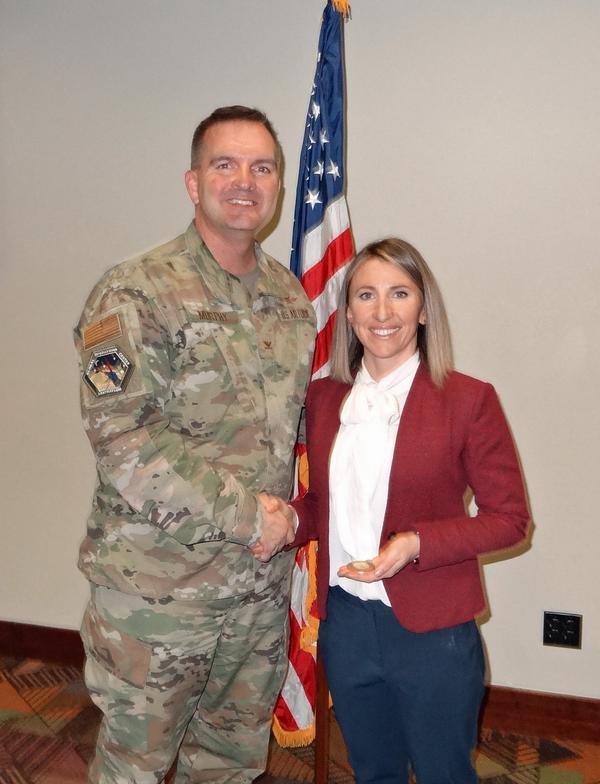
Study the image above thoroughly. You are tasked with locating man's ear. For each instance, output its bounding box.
[184,169,199,205]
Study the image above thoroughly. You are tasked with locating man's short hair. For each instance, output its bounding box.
[190,105,282,169]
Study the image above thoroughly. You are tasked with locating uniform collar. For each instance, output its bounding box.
[184,222,273,305]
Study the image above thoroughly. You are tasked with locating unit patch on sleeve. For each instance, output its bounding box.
[84,347,133,397]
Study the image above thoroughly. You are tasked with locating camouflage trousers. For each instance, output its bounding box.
[80,578,291,784]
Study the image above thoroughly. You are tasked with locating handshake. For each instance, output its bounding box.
[249,493,296,563]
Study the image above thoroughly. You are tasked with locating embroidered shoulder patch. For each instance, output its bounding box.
[83,314,122,349]
[83,347,133,397]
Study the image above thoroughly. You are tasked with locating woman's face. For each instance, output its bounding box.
[347,257,425,380]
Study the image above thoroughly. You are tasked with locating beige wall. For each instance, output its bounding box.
[1,1,598,698]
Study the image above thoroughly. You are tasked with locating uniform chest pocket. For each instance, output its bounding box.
[172,305,264,426]
[268,307,315,377]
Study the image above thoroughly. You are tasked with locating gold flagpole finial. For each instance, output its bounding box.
[330,0,351,18]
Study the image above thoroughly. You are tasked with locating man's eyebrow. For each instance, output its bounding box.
[208,155,278,168]
[209,155,233,164]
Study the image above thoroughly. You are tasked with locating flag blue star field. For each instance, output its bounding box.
[290,0,354,378]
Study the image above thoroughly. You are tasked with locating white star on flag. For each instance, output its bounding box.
[326,160,340,179]
[305,189,322,209]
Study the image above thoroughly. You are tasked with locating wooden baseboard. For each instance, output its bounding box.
[480,684,600,742]
[0,620,84,667]
[1,620,598,741]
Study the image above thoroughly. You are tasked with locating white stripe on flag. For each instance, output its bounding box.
[311,361,331,381]
[279,660,314,729]
[301,195,351,272]
[311,263,349,332]
[290,561,310,627]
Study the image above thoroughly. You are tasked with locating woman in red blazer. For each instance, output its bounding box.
[278,238,530,784]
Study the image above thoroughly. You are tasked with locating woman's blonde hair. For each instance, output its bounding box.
[329,237,453,387]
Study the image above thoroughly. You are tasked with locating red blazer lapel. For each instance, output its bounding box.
[382,364,440,540]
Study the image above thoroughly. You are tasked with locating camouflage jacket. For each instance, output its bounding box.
[74,223,316,600]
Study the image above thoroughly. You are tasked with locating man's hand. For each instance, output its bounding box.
[249,493,296,563]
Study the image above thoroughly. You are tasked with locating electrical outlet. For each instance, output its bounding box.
[543,611,582,649]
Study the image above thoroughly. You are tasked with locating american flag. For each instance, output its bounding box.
[291,0,354,379]
[272,0,354,746]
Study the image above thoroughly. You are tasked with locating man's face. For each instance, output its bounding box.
[185,120,280,241]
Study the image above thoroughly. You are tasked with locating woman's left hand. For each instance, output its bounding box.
[337,531,420,582]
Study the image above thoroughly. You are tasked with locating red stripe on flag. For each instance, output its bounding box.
[311,311,337,375]
[274,691,300,733]
[292,647,317,698]
[300,227,354,301]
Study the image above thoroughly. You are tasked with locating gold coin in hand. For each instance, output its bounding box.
[348,560,375,573]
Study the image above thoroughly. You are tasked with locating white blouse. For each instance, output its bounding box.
[328,352,420,604]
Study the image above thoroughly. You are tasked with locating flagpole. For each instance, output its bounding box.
[314,652,331,784]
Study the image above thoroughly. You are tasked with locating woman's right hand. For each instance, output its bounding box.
[338,531,420,581]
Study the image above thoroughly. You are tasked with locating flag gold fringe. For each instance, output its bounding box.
[330,0,351,17]
[272,716,316,748]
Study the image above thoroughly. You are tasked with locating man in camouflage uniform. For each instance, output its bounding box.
[74,106,316,784]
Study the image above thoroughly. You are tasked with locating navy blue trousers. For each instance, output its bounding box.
[319,587,485,784]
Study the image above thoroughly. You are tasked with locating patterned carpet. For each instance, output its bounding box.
[1,654,598,783]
